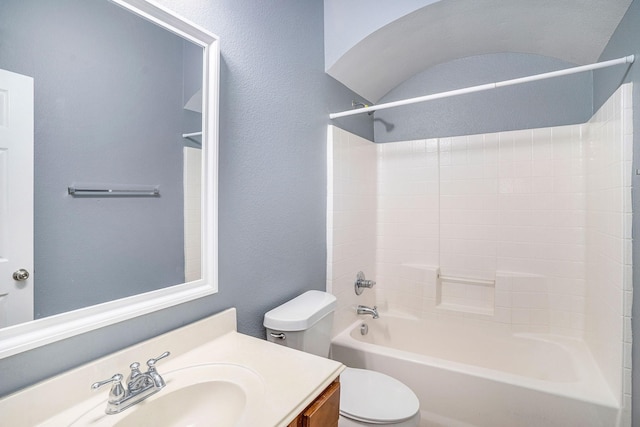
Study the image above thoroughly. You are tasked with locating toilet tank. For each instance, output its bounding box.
[263,290,336,357]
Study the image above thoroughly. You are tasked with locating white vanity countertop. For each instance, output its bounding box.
[0,308,344,426]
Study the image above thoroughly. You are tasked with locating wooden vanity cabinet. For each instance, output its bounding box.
[288,379,340,427]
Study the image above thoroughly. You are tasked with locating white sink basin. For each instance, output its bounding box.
[69,364,265,427]
[113,380,245,427]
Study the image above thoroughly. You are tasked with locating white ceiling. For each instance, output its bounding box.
[326,0,633,103]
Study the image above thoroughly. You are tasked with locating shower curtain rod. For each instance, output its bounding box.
[329,55,635,119]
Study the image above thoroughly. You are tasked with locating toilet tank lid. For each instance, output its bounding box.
[263,290,337,331]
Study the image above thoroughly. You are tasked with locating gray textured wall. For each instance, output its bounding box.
[0,0,187,317]
[593,0,640,421]
[372,52,593,142]
[0,0,372,397]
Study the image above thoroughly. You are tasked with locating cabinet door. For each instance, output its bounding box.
[301,380,340,427]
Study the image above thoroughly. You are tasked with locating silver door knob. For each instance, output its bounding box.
[13,269,29,281]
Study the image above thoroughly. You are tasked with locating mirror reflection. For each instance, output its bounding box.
[0,0,204,328]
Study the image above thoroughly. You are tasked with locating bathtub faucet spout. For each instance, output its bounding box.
[357,305,379,319]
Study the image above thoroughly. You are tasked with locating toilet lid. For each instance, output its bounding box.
[339,367,420,424]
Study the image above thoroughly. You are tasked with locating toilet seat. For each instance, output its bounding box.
[339,367,420,424]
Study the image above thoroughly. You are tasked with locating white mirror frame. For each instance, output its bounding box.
[0,0,219,359]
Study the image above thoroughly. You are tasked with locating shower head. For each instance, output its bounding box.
[374,117,394,132]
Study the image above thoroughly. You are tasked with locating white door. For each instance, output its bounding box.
[0,69,34,328]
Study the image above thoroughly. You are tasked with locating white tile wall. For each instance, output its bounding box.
[326,126,377,334]
[376,140,439,316]
[497,124,587,336]
[327,84,632,424]
[584,83,633,421]
[440,134,499,282]
[374,125,587,334]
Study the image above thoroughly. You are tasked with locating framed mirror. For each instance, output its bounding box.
[0,0,219,359]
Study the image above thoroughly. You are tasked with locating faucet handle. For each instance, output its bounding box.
[91,373,124,390]
[146,351,170,388]
[126,362,143,388]
[91,374,125,402]
[146,351,170,369]
[355,271,376,295]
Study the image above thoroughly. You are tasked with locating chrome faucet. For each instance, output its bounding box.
[357,305,379,319]
[91,351,170,414]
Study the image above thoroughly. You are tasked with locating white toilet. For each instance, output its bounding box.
[264,290,420,427]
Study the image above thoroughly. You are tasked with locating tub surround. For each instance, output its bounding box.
[0,308,344,426]
[327,82,632,425]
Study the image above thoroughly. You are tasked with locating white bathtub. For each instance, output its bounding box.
[330,315,619,427]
